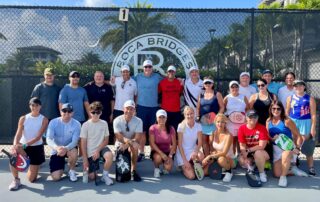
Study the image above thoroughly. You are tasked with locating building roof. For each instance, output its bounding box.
[17,45,62,55]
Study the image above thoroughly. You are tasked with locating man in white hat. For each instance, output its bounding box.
[158,65,183,130]
[238,72,256,100]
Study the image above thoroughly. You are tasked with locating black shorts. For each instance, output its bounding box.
[49,147,78,173]
[150,150,174,161]
[87,147,111,174]
[24,145,45,165]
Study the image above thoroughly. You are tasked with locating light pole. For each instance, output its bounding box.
[208,28,220,87]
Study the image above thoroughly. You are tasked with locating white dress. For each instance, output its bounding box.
[175,122,202,166]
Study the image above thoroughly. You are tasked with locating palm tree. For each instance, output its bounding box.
[0,33,7,41]
[5,52,33,75]
[99,0,181,54]
[74,51,103,66]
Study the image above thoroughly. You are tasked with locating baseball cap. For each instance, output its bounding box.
[29,97,41,105]
[189,66,199,73]
[246,110,258,118]
[156,109,167,118]
[240,72,250,78]
[262,69,273,75]
[121,65,130,72]
[229,80,239,88]
[167,65,176,72]
[293,80,305,86]
[69,71,80,77]
[44,67,54,75]
[123,100,135,108]
[61,103,73,111]
[143,60,153,67]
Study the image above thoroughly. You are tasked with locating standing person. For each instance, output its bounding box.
[80,101,114,185]
[266,101,302,187]
[183,66,203,115]
[278,72,295,108]
[239,72,256,100]
[113,100,143,182]
[224,81,249,154]
[202,114,236,182]
[46,103,81,181]
[253,69,283,95]
[238,110,270,183]
[8,98,48,191]
[175,106,204,180]
[84,71,115,143]
[149,109,177,178]
[135,60,163,161]
[59,71,90,124]
[286,80,317,176]
[158,65,183,131]
[31,67,61,121]
[196,77,224,157]
[110,65,137,119]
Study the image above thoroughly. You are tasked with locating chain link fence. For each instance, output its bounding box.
[0,6,320,143]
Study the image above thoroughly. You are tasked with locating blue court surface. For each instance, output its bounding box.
[0,158,319,202]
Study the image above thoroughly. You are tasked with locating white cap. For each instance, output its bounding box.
[156,109,167,117]
[203,78,214,84]
[189,66,199,73]
[143,60,153,67]
[229,80,239,88]
[123,100,135,108]
[121,65,130,72]
[167,65,176,72]
[240,72,250,78]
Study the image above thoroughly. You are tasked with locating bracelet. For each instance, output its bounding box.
[23,144,27,149]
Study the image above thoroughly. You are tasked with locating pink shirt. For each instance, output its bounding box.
[149,124,176,153]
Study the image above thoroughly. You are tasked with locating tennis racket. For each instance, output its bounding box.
[274,133,294,151]
[200,112,216,125]
[1,149,30,172]
[229,111,246,124]
[193,160,204,180]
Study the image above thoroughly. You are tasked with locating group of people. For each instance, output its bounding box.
[7,60,317,191]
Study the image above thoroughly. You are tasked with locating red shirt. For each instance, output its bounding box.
[158,78,183,112]
[238,123,269,148]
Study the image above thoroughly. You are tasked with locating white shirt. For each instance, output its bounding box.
[239,85,256,100]
[114,77,137,111]
[278,86,295,108]
[20,113,44,146]
[225,94,246,115]
[183,78,203,111]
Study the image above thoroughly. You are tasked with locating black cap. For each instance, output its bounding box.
[69,71,80,77]
[262,69,273,75]
[61,103,73,111]
[293,80,305,86]
[29,97,41,105]
[246,110,258,118]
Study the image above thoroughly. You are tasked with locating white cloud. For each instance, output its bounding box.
[83,0,114,7]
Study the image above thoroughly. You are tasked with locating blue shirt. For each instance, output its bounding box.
[252,82,283,95]
[59,84,88,122]
[46,117,81,155]
[289,94,311,120]
[134,73,162,107]
[268,120,292,140]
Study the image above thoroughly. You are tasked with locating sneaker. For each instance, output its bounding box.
[222,172,233,182]
[68,170,78,182]
[154,168,161,178]
[8,178,21,191]
[162,169,170,175]
[309,167,316,176]
[101,174,114,185]
[75,157,83,167]
[290,166,308,177]
[132,170,142,182]
[259,172,267,183]
[278,176,287,187]
[137,153,145,162]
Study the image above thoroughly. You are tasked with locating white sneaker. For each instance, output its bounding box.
[8,178,21,191]
[162,169,170,175]
[259,172,267,183]
[69,170,78,182]
[290,166,308,177]
[222,172,233,182]
[278,176,287,187]
[101,174,114,186]
[154,168,161,178]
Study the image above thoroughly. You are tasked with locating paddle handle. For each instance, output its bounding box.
[1,149,12,158]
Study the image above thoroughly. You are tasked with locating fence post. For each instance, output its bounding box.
[249,8,255,82]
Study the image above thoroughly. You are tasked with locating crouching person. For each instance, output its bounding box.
[46,103,81,181]
[81,101,113,185]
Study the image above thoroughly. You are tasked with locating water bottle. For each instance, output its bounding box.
[83,170,88,183]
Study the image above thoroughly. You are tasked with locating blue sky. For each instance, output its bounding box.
[0,0,259,8]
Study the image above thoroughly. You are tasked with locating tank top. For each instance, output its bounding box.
[199,91,219,116]
[20,113,44,146]
[289,94,311,120]
[225,94,246,115]
[212,134,235,159]
[253,93,274,125]
[268,119,292,141]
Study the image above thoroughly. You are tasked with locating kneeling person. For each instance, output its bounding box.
[47,103,81,181]
[81,101,113,185]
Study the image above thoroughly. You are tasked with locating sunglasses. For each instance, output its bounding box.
[231,85,239,89]
[204,82,213,85]
[158,116,166,119]
[272,107,281,111]
[257,84,266,88]
[126,123,130,132]
[121,81,126,89]
[144,66,152,69]
[62,109,73,113]
[30,104,40,107]
[90,111,101,115]
[71,75,80,78]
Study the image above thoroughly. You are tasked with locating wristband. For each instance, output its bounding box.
[23,144,27,149]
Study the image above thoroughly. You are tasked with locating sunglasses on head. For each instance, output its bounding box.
[90,111,101,115]
[144,65,152,69]
[257,84,265,88]
[272,107,281,111]
[62,109,73,113]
